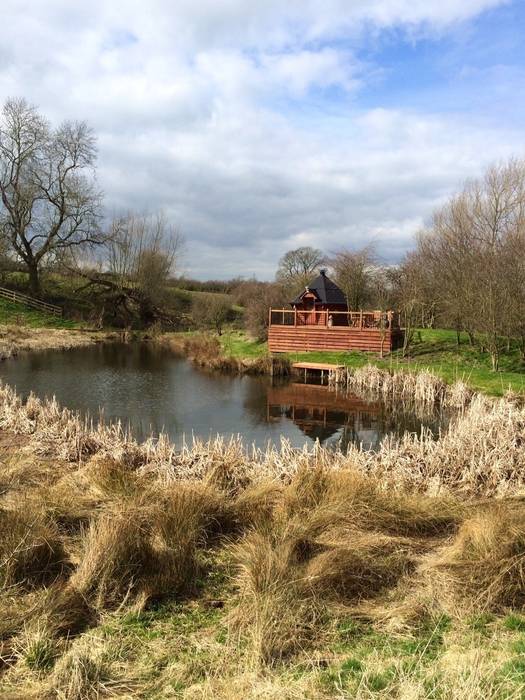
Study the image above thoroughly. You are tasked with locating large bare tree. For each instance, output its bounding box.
[331,245,376,311]
[0,98,103,296]
[276,246,324,297]
[78,212,183,327]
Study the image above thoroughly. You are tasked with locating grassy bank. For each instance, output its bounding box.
[212,329,525,396]
[1,383,525,697]
[0,297,79,330]
[1,270,241,327]
[0,326,112,361]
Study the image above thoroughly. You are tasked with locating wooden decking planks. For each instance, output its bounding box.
[268,325,398,354]
[291,361,344,371]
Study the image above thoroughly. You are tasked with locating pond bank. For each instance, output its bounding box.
[161,329,525,397]
[158,331,291,376]
[0,324,123,360]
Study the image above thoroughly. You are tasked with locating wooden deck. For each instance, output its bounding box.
[291,361,344,382]
[269,324,403,354]
[291,361,344,371]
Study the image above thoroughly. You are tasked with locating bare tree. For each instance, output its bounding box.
[388,256,424,357]
[0,98,103,296]
[276,246,324,297]
[234,280,287,341]
[77,213,183,327]
[412,158,525,370]
[192,294,232,335]
[369,265,397,358]
[331,245,376,310]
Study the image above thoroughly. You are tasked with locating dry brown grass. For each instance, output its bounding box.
[69,483,225,612]
[228,466,465,666]
[334,364,474,411]
[0,324,109,361]
[0,508,69,589]
[50,637,110,700]
[1,375,525,697]
[423,502,525,614]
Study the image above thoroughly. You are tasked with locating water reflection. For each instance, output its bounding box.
[266,382,383,451]
[0,343,445,451]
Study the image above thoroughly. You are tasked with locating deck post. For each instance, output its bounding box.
[359,310,363,330]
[294,309,297,327]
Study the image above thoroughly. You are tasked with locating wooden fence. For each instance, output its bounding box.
[0,286,62,317]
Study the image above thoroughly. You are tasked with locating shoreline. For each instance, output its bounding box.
[160,329,525,397]
[0,324,124,361]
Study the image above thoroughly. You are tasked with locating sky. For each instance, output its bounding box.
[1,1,525,280]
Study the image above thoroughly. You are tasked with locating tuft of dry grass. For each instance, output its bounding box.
[68,483,225,611]
[0,508,69,589]
[229,465,458,666]
[423,503,525,614]
[51,641,108,700]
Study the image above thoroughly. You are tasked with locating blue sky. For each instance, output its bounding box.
[1,0,524,278]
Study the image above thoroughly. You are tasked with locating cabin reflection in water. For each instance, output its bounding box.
[266,382,382,451]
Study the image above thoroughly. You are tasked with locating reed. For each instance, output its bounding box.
[337,363,473,410]
[1,375,524,497]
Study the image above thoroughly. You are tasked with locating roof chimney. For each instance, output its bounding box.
[320,268,327,276]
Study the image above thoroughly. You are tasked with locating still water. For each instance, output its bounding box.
[0,343,442,451]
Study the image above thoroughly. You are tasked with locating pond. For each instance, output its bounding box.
[0,343,444,451]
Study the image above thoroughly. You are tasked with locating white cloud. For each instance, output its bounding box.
[0,0,520,278]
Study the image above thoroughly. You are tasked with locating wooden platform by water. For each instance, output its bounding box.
[292,362,344,371]
[291,361,345,383]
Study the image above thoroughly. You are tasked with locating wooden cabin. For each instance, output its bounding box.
[268,269,403,354]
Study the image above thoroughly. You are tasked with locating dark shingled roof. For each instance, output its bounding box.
[291,270,347,306]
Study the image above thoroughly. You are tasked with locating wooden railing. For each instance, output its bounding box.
[269,309,399,330]
[0,286,63,317]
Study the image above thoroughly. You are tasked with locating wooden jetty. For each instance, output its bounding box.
[291,361,344,383]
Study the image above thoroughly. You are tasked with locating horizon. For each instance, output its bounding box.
[2,1,525,279]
